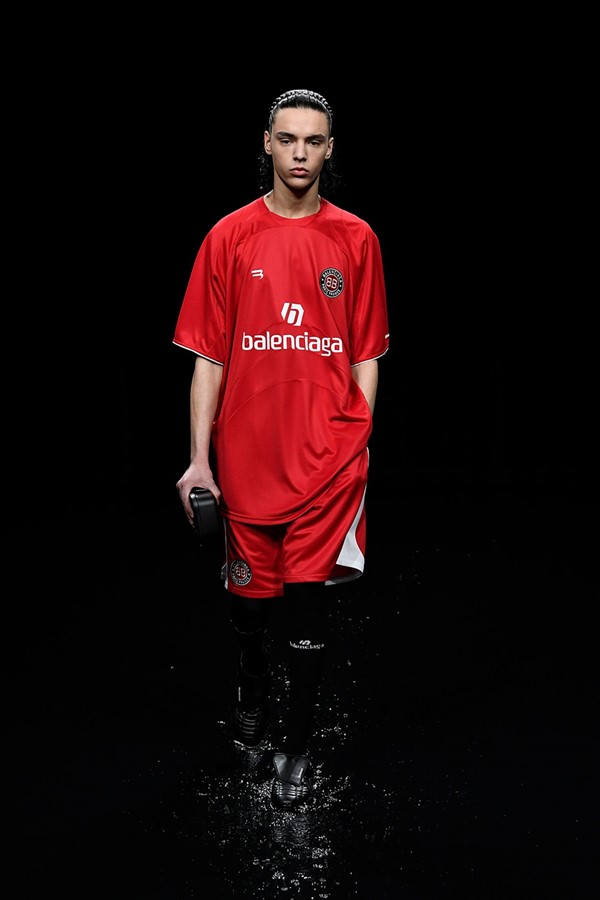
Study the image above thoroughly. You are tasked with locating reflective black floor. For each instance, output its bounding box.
[10,479,596,899]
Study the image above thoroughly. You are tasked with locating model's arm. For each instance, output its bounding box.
[176,355,223,522]
[352,359,379,415]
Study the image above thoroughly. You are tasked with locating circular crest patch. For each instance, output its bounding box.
[320,267,344,299]
[230,558,252,586]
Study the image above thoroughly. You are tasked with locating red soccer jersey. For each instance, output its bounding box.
[173,196,389,524]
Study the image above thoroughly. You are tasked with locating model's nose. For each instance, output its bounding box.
[293,142,307,160]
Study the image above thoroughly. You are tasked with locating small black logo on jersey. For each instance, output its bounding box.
[320,268,344,299]
[230,558,252,586]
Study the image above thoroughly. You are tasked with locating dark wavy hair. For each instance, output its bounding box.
[258,89,342,196]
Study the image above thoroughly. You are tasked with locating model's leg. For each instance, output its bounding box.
[230,594,272,675]
[272,581,329,808]
[282,582,329,754]
[230,595,274,746]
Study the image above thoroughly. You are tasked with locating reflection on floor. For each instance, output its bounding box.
[10,496,596,898]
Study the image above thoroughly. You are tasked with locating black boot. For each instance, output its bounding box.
[271,752,313,809]
[231,656,271,747]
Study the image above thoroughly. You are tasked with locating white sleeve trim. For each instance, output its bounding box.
[350,346,389,367]
[172,341,224,366]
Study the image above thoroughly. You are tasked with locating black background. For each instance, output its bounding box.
[9,35,596,899]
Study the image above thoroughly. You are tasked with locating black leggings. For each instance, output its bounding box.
[229,584,328,639]
[230,583,330,754]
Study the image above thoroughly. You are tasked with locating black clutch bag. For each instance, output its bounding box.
[189,487,221,541]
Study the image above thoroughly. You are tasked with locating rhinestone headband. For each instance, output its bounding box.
[268,90,333,128]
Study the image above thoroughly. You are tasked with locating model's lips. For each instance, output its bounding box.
[290,168,308,175]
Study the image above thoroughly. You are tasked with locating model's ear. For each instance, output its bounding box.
[264,131,272,155]
[325,137,334,159]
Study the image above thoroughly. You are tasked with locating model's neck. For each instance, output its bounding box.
[264,185,321,219]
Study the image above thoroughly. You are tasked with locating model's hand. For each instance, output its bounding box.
[176,464,221,524]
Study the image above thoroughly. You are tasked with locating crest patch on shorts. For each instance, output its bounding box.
[230,558,252,586]
[320,267,344,298]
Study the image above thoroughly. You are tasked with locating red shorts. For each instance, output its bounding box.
[222,449,369,598]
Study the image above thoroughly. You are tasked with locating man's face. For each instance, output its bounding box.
[264,107,333,192]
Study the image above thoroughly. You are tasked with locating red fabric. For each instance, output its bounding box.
[173,197,389,524]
